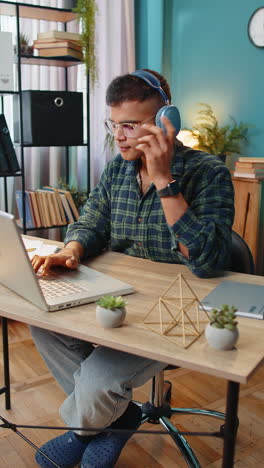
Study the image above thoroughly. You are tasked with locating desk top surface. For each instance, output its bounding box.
[1,237,264,384]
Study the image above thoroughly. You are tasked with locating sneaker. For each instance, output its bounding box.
[35,430,89,468]
[81,403,142,468]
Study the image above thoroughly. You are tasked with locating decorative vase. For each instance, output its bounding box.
[96,306,126,328]
[205,324,239,350]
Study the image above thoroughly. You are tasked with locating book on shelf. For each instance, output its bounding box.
[38,47,83,60]
[27,192,37,228]
[41,186,67,225]
[48,190,63,226]
[233,171,264,179]
[33,40,82,52]
[39,189,64,227]
[56,188,79,221]
[45,191,57,227]
[36,191,49,227]
[28,191,42,228]
[37,30,81,42]
[25,191,35,228]
[43,186,79,222]
[234,167,264,174]
[16,190,35,229]
[35,191,47,228]
[36,190,51,227]
[59,193,75,223]
[238,157,264,163]
[47,190,67,227]
[43,191,53,227]
[235,161,264,170]
[15,186,78,229]
[0,114,20,174]
[35,37,81,45]
[53,190,67,225]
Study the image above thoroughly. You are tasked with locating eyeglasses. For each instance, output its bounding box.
[104,114,156,138]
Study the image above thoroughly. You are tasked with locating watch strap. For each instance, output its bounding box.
[156,179,180,198]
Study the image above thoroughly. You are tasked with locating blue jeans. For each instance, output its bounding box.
[30,326,167,435]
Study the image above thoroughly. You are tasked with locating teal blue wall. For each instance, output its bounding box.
[135,0,264,157]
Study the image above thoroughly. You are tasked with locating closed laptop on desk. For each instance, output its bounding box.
[201,280,264,319]
[0,211,134,312]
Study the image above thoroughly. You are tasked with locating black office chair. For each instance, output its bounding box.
[133,231,255,467]
[229,231,255,275]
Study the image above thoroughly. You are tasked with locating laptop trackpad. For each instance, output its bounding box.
[50,265,104,287]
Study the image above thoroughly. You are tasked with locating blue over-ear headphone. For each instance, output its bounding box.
[131,70,181,136]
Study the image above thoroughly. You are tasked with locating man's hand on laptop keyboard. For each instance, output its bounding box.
[31,242,84,276]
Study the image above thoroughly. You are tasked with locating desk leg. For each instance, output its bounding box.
[1,317,11,410]
[222,381,240,468]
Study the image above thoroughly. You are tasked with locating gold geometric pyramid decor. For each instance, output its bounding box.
[143,273,210,348]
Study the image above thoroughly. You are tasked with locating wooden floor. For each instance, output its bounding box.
[0,320,264,467]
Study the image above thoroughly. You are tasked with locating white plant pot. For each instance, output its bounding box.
[205,323,239,350]
[96,305,126,328]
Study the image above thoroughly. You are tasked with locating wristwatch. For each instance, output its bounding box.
[156,179,180,198]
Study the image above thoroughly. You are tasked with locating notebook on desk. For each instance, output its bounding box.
[0,211,134,312]
[201,280,264,319]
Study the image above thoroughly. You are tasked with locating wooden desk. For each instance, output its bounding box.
[1,246,264,467]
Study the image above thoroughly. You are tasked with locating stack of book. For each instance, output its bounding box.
[0,114,20,175]
[16,187,80,229]
[33,30,83,60]
[233,157,264,179]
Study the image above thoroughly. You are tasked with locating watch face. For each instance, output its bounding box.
[248,7,264,47]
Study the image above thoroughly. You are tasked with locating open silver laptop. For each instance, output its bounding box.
[0,211,134,312]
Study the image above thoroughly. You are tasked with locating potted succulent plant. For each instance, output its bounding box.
[205,304,239,350]
[186,103,251,162]
[96,295,127,328]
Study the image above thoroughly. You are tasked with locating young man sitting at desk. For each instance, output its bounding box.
[30,70,234,468]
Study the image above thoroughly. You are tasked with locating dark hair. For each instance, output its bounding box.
[106,69,172,106]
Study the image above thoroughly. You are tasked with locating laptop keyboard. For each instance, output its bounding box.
[39,276,88,299]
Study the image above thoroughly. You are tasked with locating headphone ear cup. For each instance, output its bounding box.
[155,106,181,136]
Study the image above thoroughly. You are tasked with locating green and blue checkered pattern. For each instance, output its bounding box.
[64,147,234,278]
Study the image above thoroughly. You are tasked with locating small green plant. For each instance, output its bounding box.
[187,103,252,157]
[96,295,127,310]
[209,305,238,331]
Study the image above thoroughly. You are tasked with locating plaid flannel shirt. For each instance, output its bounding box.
[64,146,234,278]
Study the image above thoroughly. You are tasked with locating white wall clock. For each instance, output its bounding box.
[248,7,264,48]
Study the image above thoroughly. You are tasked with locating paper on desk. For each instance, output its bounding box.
[22,238,59,260]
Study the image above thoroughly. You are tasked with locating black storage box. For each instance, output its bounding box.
[14,90,83,146]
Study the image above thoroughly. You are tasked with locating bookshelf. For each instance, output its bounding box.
[0,1,90,234]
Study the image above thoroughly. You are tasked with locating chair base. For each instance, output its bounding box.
[133,376,227,468]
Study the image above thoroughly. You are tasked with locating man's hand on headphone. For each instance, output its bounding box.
[135,116,176,186]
